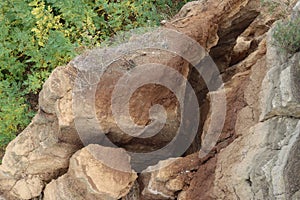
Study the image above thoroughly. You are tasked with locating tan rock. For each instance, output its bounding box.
[177,191,188,200]
[39,65,76,114]
[10,177,43,200]
[177,4,272,198]
[166,178,185,192]
[71,45,192,153]
[44,144,137,200]
[0,66,81,199]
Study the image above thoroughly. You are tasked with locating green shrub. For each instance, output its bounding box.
[260,0,297,18]
[0,0,191,148]
[273,16,300,54]
[0,81,34,145]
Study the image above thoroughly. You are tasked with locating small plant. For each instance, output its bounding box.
[273,16,300,54]
[260,0,297,18]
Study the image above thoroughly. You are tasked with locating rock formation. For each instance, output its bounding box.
[0,0,299,199]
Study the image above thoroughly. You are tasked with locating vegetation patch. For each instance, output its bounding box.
[273,16,300,54]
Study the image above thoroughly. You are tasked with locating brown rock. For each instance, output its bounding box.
[139,153,214,200]
[173,3,272,197]
[181,157,217,200]
[69,27,212,172]
[165,0,262,73]
[10,177,43,200]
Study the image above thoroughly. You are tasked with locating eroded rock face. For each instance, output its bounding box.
[0,66,81,199]
[211,25,300,200]
[138,1,300,199]
[213,118,300,199]
[44,145,137,200]
[72,48,190,152]
[261,47,300,120]
[138,42,267,199]
[139,153,214,200]
[0,0,300,199]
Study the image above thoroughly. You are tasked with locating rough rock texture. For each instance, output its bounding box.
[0,66,81,199]
[168,0,261,72]
[73,49,189,151]
[211,27,300,199]
[139,152,214,200]
[213,118,300,199]
[138,45,267,199]
[260,43,300,120]
[44,145,137,200]
[138,1,300,200]
[0,0,300,199]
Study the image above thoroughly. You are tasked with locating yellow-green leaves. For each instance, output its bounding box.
[30,0,63,47]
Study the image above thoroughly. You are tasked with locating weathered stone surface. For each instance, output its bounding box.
[260,49,300,120]
[231,9,273,67]
[168,0,261,72]
[10,177,43,200]
[43,144,137,200]
[178,3,300,199]
[213,118,300,199]
[139,153,214,200]
[73,49,189,151]
[0,66,81,199]
[178,45,267,200]
[1,0,300,199]
[211,18,300,199]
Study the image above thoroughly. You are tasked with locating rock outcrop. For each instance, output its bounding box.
[131,1,300,200]
[0,0,300,199]
[211,27,300,200]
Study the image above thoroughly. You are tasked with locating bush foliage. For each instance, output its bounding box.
[273,16,300,54]
[260,0,295,17]
[0,0,190,147]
